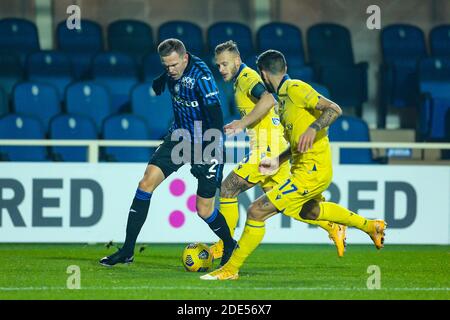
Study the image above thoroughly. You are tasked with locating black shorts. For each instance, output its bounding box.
[149,135,224,198]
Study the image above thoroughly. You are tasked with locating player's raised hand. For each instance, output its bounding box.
[297,127,317,153]
[259,157,280,175]
[224,120,245,136]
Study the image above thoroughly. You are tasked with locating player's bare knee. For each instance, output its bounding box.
[196,203,213,219]
[220,184,241,198]
[247,203,265,221]
[299,200,320,220]
[138,181,150,193]
[138,165,165,193]
[219,186,233,198]
[138,176,158,193]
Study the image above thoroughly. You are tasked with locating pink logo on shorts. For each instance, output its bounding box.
[168,179,196,228]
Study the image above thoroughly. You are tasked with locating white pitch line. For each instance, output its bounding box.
[0,286,449,292]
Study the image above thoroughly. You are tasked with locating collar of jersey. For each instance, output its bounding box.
[183,52,194,76]
[276,74,290,95]
[233,63,247,83]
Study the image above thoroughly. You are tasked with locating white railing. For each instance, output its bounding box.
[1,139,450,165]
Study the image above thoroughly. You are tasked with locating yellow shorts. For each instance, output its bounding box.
[266,163,332,221]
[233,152,291,190]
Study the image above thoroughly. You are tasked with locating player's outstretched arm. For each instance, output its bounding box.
[224,91,276,135]
[259,147,291,175]
[297,96,342,153]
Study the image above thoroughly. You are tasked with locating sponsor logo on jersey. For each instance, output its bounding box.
[181,76,196,89]
[172,95,199,108]
[205,91,219,98]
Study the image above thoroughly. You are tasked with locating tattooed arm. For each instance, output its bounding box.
[310,96,342,131]
[297,96,342,153]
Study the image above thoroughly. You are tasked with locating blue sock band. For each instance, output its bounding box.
[135,188,152,201]
[204,208,219,224]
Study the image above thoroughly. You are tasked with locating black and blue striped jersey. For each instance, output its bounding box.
[167,53,223,142]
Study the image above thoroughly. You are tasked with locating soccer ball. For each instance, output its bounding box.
[182,243,213,272]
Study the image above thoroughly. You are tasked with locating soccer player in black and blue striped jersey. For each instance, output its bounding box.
[100,39,237,267]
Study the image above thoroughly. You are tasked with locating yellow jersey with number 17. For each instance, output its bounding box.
[233,64,288,157]
[276,75,332,175]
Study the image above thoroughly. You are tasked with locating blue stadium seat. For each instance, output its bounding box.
[0,18,40,64]
[158,21,204,56]
[102,114,152,162]
[0,52,23,95]
[418,57,450,141]
[308,24,355,66]
[242,54,258,71]
[379,24,427,127]
[287,65,315,82]
[307,23,368,116]
[258,22,313,81]
[0,87,8,117]
[328,116,376,164]
[49,113,98,162]
[419,57,450,85]
[92,52,138,113]
[131,83,173,139]
[207,22,254,58]
[419,97,450,142]
[56,20,103,79]
[309,82,330,98]
[430,25,450,58]
[66,81,111,132]
[26,51,73,100]
[258,22,304,56]
[107,20,154,63]
[13,82,60,131]
[0,113,47,161]
[142,52,165,81]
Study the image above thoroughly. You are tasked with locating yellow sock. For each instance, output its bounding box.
[318,202,370,232]
[295,215,334,233]
[219,197,239,237]
[227,219,265,272]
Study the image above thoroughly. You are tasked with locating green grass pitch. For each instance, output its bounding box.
[0,243,448,300]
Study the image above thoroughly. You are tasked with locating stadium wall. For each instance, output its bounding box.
[1,163,449,244]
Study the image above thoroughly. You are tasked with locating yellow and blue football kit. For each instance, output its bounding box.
[265,76,333,219]
[215,67,343,260]
[216,64,290,247]
[203,75,386,280]
[232,64,290,189]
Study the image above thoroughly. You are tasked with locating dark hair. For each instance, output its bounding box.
[256,50,286,75]
[157,38,186,57]
[215,40,240,56]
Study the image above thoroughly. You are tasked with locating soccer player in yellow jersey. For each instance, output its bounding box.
[201,49,387,280]
[210,41,346,263]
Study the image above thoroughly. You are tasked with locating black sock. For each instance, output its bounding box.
[121,189,152,255]
[204,208,235,249]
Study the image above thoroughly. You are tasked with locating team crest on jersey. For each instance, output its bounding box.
[181,76,195,89]
[174,83,180,93]
[272,118,280,125]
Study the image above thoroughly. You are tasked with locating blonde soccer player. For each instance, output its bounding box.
[210,41,347,264]
[201,49,386,280]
